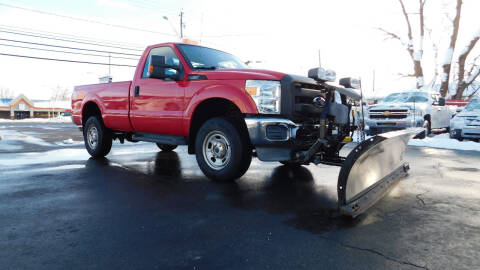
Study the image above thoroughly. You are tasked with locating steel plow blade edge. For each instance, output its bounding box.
[337,128,423,217]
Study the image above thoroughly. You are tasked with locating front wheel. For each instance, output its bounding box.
[195,117,252,182]
[83,116,112,157]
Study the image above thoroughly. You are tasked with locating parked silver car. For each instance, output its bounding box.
[450,98,480,141]
[365,91,451,135]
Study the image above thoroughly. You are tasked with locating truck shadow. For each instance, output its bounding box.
[220,165,363,233]
[84,153,364,233]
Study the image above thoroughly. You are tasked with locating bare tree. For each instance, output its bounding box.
[0,87,15,99]
[454,30,480,98]
[377,0,426,88]
[439,0,462,97]
[50,86,72,101]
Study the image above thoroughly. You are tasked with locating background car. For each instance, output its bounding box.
[450,98,480,141]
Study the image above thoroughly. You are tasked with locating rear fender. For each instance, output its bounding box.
[81,94,106,125]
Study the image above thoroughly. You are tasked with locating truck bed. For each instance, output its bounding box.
[72,81,133,132]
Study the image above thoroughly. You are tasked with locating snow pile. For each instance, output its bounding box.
[56,138,84,146]
[408,133,480,152]
[0,116,72,123]
[63,138,74,144]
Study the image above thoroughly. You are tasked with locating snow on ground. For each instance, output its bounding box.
[0,116,72,123]
[0,129,53,150]
[352,130,480,152]
[408,133,480,152]
[54,138,84,146]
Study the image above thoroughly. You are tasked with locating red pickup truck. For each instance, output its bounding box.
[72,43,424,216]
[73,42,419,216]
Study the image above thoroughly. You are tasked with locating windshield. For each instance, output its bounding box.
[382,92,429,103]
[465,99,480,111]
[177,44,248,70]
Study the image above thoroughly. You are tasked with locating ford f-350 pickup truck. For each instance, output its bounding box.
[72,42,421,217]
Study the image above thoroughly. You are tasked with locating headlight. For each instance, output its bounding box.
[451,116,465,123]
[245,80,281,114]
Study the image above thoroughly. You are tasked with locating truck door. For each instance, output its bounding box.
[430,96,449,129]
[130,46,184,135]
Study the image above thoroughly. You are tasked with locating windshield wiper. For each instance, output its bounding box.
[195,66,217,70]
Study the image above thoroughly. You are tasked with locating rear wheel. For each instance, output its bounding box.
[195,117,251,181]
[156,143,177,152]
[83,116,112,157]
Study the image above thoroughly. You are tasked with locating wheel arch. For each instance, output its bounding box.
[82,100,103,127]
[187,97,250,154]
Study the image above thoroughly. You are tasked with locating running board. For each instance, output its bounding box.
[131,133,187,145]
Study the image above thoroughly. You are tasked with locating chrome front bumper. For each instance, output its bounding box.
[244,117,300,161]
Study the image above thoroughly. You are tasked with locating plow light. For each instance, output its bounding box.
[308,67,336,82]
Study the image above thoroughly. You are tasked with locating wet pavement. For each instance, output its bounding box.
[1,123,480,269]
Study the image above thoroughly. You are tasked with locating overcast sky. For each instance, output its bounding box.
[0,0,479,100]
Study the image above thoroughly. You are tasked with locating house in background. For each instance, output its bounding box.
[0,94,71,119]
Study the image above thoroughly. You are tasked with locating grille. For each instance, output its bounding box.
[369,109,408,119]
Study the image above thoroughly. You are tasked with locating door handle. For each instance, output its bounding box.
[134,86,140,97]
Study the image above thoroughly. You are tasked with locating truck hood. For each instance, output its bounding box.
[369,102,427,111]
[456,109,480,118]
[195,69,286,81]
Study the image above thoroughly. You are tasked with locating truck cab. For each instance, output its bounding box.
[365,90,451,135]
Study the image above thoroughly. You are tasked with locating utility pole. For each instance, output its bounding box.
[179,11,184,39]
[372,69,375,93]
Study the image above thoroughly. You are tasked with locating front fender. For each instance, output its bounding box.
[183,82,258,135]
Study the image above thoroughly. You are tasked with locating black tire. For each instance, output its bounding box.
[83,116,112,157]
[156,143,177,152]
[195,117,252,181]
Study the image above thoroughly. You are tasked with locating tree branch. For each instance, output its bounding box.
[376,27,405,45]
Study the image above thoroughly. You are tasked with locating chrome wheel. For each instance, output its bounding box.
[202,131,231,170]
[87,125,99,150]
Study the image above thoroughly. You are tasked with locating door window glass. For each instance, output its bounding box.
[142,47,180,78]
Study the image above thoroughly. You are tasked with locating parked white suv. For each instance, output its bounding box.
[450,98,480,141]
[365,91,451,135]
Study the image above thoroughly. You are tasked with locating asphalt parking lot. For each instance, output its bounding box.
[1,122,480,269]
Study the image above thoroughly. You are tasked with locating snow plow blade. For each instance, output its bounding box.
[337,128,423,217]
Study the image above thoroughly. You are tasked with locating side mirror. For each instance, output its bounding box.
[339,77,361,89]
[148,55,181,80]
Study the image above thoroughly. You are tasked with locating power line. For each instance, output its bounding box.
[0,52,137,67]
[0,43,139,60]
[0,24,145,49]
[0,38,142,57]
[0,2,177,36]
[0,28,144,52]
